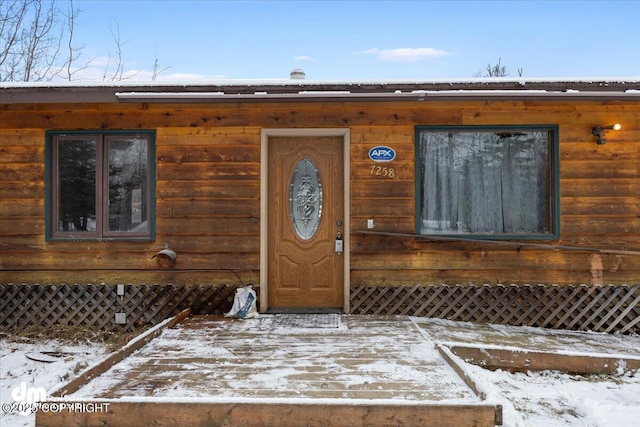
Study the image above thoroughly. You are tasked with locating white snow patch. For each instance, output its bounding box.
[1,339,107,427]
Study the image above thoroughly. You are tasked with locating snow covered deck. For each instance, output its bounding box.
[35,314,640,426]
[71,315,482,401]
[37,314,499,426]
[414,317,640,375]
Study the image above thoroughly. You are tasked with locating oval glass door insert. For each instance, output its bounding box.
[289,158,323,240]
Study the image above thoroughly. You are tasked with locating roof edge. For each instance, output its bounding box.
[2,77,640,104]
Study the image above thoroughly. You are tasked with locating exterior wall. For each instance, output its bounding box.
[1,99,639,288]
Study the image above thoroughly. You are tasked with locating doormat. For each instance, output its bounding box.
[257,313,341,330]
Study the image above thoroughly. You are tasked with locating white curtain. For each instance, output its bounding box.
[420,130,550,235]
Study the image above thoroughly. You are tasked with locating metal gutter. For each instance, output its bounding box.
[112,90,640,103]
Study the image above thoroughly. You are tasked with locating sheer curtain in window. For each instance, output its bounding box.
[420,130,550,235]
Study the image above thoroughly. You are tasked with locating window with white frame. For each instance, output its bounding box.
[47,131,155,240]
[416,126,558,239]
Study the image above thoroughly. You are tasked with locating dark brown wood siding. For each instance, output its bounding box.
[1,99,639,286]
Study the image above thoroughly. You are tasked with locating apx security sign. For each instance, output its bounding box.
[368,146,396,162]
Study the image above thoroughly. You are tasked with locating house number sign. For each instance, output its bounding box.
[368,146,396,179]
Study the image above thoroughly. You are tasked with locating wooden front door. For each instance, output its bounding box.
[268,136,344,310]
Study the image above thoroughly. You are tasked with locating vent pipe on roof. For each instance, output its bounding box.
[290,69,306,80]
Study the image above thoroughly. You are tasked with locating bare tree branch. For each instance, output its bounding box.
[64,0,87,81]
[0,0,69,82]
[2,1,171,82]
[474,57,521,78]
[0,0,32,81]
[152,51,170,81]
[107,19,124,81]
[21,0,59,80]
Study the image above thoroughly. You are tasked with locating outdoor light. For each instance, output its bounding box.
[152,244,177,268]
[592,124,621,145]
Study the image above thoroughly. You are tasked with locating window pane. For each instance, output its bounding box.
[57,139,97,232]
[419,129,552,235]
[107,137,149,233]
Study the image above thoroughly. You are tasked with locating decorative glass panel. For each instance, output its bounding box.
[289,158,323,240]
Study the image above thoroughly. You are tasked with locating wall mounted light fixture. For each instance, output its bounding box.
[152,244,177,260]
[152,244,177,268]
[592,123,621,145]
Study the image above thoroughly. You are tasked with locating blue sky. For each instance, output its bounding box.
[71,0,640,81]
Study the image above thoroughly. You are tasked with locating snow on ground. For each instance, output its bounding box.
[414,317,640,426]
[465,364,640,427]
[1,317,639,427]
[0,338,107,427]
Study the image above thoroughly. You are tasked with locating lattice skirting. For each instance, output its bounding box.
[0,283,247,332]
[350,284,640,334]
[1,283,639,333]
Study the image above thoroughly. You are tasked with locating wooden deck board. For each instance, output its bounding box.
[37,314,640,426]
[36,400,498,427]
[412,316,640,357]
[414,317,640,375]
[38,315,501,426]
[71,315,478,403]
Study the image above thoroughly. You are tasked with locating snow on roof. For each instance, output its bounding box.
[2,76,640,103]
[2,75,640,88]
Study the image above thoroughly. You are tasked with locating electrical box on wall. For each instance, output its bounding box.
[115,312,127,324]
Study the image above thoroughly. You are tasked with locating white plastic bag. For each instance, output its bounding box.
[225,285,257,319]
